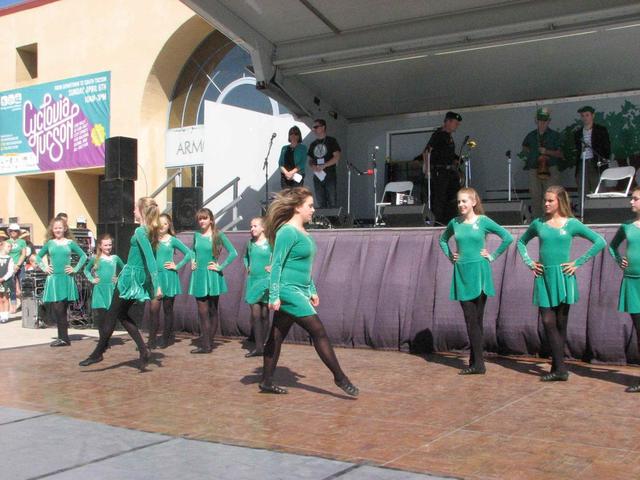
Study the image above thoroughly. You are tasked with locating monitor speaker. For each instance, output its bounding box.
[312,207,353,228]
[381,204,430,227]
[483,201,524,225]
[105,136,137,181]
[96,223,137,262]
[583,197,631,224]
[99,179,134,224]
[172,187,203,232]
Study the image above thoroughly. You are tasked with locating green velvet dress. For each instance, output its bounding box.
[117,226,159,302]
[269,224,318,317]
[188,231,237,298]
[439,215,513,301]
[243,238,272,304]
[517,217,605,307]
[36,239,88,303]
[155,236,191,298]
[609,221,640,313]
[83,255,124,309]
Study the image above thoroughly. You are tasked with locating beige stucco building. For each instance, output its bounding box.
[0,0,214,242]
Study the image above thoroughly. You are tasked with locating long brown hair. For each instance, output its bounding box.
[45,217,72,241]
[545,185,573,218]
[138,197,161,248]
[159,213,176,237]
[94,233,113,271]
[196,208,220,257]
[265,187,313,246]
[457,187,485,215]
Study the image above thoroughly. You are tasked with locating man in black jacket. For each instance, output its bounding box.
[574,106,611,194]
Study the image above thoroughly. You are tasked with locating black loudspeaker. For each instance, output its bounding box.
[99,179,134,224]
[484,201,525,225]
[381,204,430,227]
[313,207,353,228]
[97,223,137,262]
[584,197,631,224]
[105,136,137,181]
[172,187,202,232]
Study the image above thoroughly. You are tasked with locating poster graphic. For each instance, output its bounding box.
[0,71,110,175]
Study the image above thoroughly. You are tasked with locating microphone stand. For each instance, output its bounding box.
[506,150,512,202]
[372,147,379,226]
[580,145,587,221]
[263,134,276,210]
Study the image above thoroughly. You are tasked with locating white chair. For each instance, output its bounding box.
[586,166,636,198]
[375,181,413,224]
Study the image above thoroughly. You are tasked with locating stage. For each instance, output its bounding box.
[1,334,639,479]
[162,225,639,366]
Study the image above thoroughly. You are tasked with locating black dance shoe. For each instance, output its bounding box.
[625,383,640,393]
[190,347,212,354]
[50,339,70,347]
[244,350,263,358]
[79,355,103,367]
[259,383,288,394]
[138,349,150,371]
[335,378,359,397]
[459,366,486,375]
[540,371,569,382]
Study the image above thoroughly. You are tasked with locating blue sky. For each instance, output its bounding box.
[0,0,29,8]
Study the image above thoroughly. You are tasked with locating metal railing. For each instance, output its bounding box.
[203,176,242,231]
[151,170,182,199]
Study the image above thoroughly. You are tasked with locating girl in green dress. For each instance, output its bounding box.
[83,233,124,348]
[188,208,237,354]
[243,216,272,357]
[260,187,358,396]
[79,197,162,370]
[517,185,605,381]
[439,188,513,375]
[36,217,88,347]
[148,214,191,349]
[609,187,640,393]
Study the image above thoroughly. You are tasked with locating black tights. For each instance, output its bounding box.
[261,311,347,386]
[460,294,487,369]
[631,314,640,354]
[49,301,69,343]
[89,289,147,358]
[148,297,175,344]
[93,308,108,344]
[249,303,269,353]
[196,296,219,351]
[540,304,570,374]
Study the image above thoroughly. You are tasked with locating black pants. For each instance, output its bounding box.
[49,301,69,343]
[93,308,108,343]
[430,168,459,225]
[89,288,147,358]
[261,310,347,386]
[460,294,487,369]
[280,174,304,190]
[540,304,570,374]
[313,172,337,208]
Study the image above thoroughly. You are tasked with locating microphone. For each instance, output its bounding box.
[505,150,511,157]
[271,132,277,139]
[463,135,470,144]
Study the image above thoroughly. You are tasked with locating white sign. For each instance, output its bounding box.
[165,125,205,168]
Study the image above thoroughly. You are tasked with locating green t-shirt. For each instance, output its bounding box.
[8,238,27,266]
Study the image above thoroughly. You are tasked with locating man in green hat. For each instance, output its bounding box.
[574,106,611,194]
[520,107,563,219]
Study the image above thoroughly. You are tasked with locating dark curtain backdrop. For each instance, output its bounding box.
[143,226,639,364]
